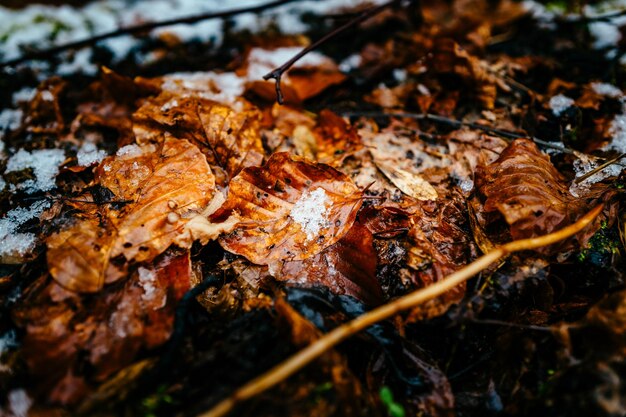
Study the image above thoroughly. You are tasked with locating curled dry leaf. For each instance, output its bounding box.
[272,221,383,305]
[47,137,217,293]
[215,152,363,265]
[475,138,615,252]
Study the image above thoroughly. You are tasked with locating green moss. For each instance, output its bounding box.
[577,222,620,264]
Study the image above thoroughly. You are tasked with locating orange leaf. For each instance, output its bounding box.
[216,152,363,264]
[47,137,216,292]
[272,221,383,305]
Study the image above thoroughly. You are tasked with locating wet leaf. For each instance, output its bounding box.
[13,251,191,404]
[271,221,383,305]
[47,137,217,292]
[133,90,264,185]
[216,152,363,264]
[475,139,615,252]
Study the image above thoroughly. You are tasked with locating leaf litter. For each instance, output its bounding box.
[0,1,625,417]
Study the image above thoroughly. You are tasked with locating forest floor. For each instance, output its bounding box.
[0,1,625,416]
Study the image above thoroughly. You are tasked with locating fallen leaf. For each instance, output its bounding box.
[13,251,191,404]
[271,221,383,305]
[133,91,264,185]
[47,137,216,292]
[475,138,615,252]
[215,152,363,264]
[243,47,346,103]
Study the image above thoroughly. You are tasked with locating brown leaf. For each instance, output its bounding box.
[292,110,363,167]
[243,47,346,103]
[271,221,383,305]
[216,152,363,264]
[13,251,191,404]
[475,138,614,252]
[133,91,264,185]
[47,137,216,292]
[429,39,498,109]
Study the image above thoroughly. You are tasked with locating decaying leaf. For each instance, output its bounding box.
[271,221,383,305]
[13,251,191,404]
[375,160,438,201]
[428,39,500,109]
[215,152,363,264]
[475,139,615,252]
[243,47,346,103]
[47,137,218,292]
[133,87,264,185]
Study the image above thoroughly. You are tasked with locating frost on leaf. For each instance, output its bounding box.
[47,137,217,293]
[215,152,363,265]
[475,139,615,253]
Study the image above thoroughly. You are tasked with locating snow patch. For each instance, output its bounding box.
[6,149,66,193]
[12,88,36,105]
[549,94,575,116]
[116,144,144,158]
[137,267,166,308]
[7,389,32,417]
[77,142,107,166]
[0,109,23,132]
[290,187,331,242]
[570,153,624,197]
[589,21,622,49]
[339,53,362,73]
[0,200,50,263]
[246,47,331,81]
[591,82,623,98]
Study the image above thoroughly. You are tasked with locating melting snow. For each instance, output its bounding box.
[549,94,575,116]
[12,88,36,105]
[116,144,144,158]
[77,142,107,166]
[246,47,330,81]
[339,53,362,73]
[7,389,32,417]
[589,21,622,49]
[0,200,50,262]
[591,82,623,98]
[6,149,66,193]
[0,109,23,132]
[290,187,331,242]
[570,153,624,197]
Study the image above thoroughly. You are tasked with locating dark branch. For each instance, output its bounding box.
[0,0,298,69]
[262,0,409,104]
[341,110,575,154]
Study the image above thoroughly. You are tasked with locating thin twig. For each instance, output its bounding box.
[0,0,298,69]
[200,204,604,417]
[262,0,407,104]
[573,152,626,184]
[342,110,574,153]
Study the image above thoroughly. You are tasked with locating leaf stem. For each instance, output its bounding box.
[200,204,604,417]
